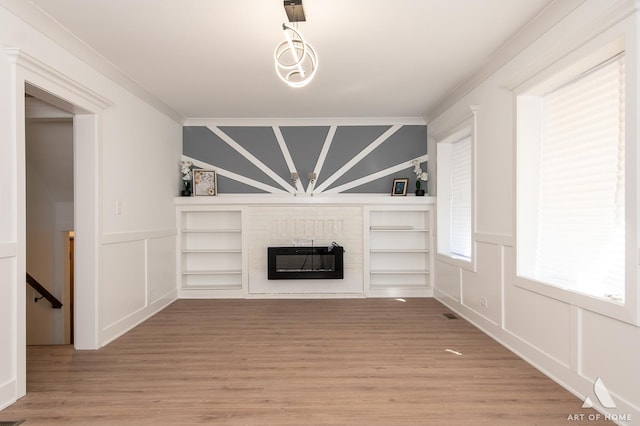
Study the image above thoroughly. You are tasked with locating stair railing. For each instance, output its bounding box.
[26,273,63,309]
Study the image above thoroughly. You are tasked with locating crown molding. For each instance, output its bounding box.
[0,0,184,123]
[424,0,586,123]
[184,117,426,127]
[503,0,639,93]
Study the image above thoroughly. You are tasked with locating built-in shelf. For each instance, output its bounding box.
[181,249,242,253]
[177,208,245,297]
[365,206,433,297]
[370,249,429,253]
[176,197,435,298]
[370,225,414,230]
[182,229,241,233]
[182,270,242,275]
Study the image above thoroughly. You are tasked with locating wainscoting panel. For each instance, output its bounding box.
[0,255,17,403]
[102,240,147,330]
[101,231,177,344]
[146,235,177,304]
[502,247,572,367]
[434,258,461,302]
[460,242,501,325]
[581,309,640,403]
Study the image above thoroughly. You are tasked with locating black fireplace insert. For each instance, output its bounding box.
[268,244,344,280]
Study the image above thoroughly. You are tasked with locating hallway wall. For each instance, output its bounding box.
[0,4,181,409]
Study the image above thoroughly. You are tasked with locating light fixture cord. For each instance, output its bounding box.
[292,4,298,30]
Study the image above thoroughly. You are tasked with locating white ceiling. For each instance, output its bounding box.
[24,0,554,120]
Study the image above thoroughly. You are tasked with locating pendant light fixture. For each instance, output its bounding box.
[274,0,318,88]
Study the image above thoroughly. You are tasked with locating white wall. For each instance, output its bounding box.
[430,0,639,422]
[0,3,181,410]
[99,89,181,345]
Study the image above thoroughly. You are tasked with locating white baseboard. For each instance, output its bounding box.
[0,378,17,412]
[101,289,177,346]
[435,290,639,425]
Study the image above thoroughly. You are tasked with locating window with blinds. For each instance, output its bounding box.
[450,136,472,258]
[436,119,474,266]
[530,53,626,301]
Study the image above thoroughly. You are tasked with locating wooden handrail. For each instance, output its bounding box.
[26,273,63,309]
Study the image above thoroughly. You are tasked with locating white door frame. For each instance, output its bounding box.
[6,48,111,398]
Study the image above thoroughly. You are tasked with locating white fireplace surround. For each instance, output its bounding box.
[176,195,435,298]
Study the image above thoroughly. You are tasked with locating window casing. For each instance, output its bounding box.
[436,108,476,268]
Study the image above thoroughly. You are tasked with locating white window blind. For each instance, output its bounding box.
[535,54,625,300]
[450,136,472,258]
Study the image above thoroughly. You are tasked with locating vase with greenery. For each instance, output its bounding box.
[180,160,193,196]
[412,160,428,196]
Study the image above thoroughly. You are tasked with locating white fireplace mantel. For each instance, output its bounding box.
[175,194,435,299]
[175,194,436,206]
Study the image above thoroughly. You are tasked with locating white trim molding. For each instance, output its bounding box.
[5,48,111,110]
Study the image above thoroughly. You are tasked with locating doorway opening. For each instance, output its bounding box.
[25,90,75,345]
[9,47,106,400]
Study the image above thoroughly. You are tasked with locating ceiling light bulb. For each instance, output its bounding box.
[283,28,305,78]
[275,23,318,88]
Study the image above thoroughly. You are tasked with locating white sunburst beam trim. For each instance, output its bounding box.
[323,155,429,194]
[183,156,289,194]
[313,125,402,193]
[307,125,337,195]
[207,126,296,193]
[272,126,305,193]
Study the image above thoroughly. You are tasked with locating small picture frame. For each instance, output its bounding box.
[391,178,408,196]
[193,170,217,196]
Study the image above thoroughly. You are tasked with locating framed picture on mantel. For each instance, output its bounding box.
[193,170,217,196]
[391,178,408,196]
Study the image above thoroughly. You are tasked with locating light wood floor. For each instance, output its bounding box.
[0,298,610,425]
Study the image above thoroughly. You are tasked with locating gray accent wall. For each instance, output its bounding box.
[183,124,427,194]
[319,126,391,188]
[280,126,330,188]
[329,125,427,191]
[183,127,278,188]
[219,126,289,185]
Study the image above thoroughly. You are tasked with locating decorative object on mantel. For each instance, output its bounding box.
[412,159,428,196]
[391,178,409,196]
[193,169,217,196]
[180,160,193,196]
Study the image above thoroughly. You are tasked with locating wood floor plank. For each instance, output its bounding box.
[0,298,610,425]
